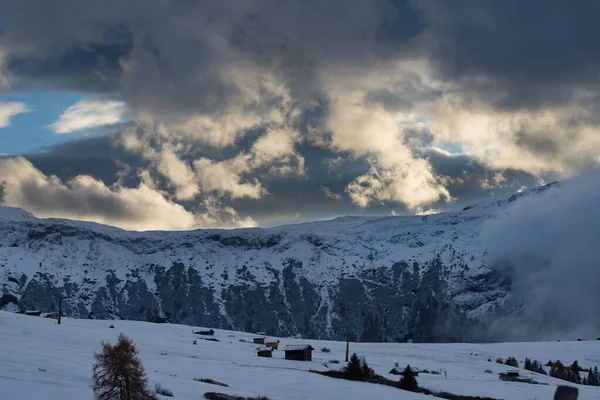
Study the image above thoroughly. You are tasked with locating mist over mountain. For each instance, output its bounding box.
[1,179,598,342]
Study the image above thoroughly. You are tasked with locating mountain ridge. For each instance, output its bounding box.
[0,183,559,342]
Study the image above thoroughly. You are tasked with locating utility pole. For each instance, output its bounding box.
[55,295,65,325]
[345,336,350,362]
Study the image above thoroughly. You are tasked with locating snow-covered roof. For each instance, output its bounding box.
[284,345,313,351]
[390,366,420,373]
[257,347,272,352]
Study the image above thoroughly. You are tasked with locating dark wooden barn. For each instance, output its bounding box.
[253,337,265,344]
[265,340,280,349]
[256,347,273,358]
[389,366,419,376]
[194,329,215,336]
[24,310,42,316]
[284,345,314,361]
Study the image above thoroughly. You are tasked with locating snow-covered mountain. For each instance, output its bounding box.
[0,183,559,342]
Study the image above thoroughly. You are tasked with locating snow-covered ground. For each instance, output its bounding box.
[1,311,599,399]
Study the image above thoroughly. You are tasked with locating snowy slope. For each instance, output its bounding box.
[0,184,558,342]
[1,310,599,400]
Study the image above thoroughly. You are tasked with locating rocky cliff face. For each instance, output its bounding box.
[0,184,558,342]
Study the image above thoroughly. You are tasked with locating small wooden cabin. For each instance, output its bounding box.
[24,310,41,316]
[389,366,419,376]
[265,340,280,349]
[194,329,215,336]
[44,312,60,320]
[253,337,265,344]
[257,347,273,358]
[505,370,520,377]
[284,345,314,361]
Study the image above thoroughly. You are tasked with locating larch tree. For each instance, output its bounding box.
[92,333,157,400]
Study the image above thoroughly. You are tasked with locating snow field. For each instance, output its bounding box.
[1,311,599,400]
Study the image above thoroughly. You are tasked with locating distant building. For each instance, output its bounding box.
[44,312,59,320]
[265,340,280,349]
[257,347,273,358]
[253,337,265,344]
[194,329,215,336]
[284,345,314,361]
[389,366,419,376]
[24,310,41,316]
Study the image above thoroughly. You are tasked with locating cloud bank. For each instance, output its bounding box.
[0,157,256,230]
[481,174,600,341]
[0,0,599,227]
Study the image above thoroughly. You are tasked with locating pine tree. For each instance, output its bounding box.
[505,356,519,368]
[361,358,374,379]
[344,353,364,380]
[525,359,547,375]
[92,333,157,400]
[569,361,581,384]
[586,366,600,386]
[533,360,547,375]
[550,361,570,382]
[399,365,418,392]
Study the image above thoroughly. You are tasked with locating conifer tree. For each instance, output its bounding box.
[344,353,364,380]
[505,356,519,368]
[399,365,418,392]
[569,361,581,384]
[361,358,374,379]
[92,333,157,400]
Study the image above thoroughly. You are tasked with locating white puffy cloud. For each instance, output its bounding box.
[119,128,199,201]
[194,156,265,199]
[0,101,29,128]
[426,95,600,176]
[0,157,255,230]
[48,99,127,134]
[322,89,451,210]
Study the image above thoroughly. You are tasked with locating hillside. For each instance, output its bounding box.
[0,184,558,342]
[1,311,599,400]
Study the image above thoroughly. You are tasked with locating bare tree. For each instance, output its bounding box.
[92,333,157,400]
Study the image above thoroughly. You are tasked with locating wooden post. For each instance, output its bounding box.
[345,337,350,362]
[56,295,65,325]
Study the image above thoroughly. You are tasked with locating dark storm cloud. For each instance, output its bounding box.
[423,148,543,209]
[420,0,600,110]
[0,0,424,116]
[23,135,134,185]
[3,0,599,115]
[7,41,130,92]
[2,0,599,228]
[16,132,544,227]
[18,134,370,226]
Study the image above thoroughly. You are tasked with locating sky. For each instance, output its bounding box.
[0,0,598,231]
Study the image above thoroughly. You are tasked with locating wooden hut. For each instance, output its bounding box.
[257,347,273,358]
[194,329,215,336]
[389,366,402,375]
[44,312,60,320]
[284,345,314,361]
[24,310,41,316]
[265,340,280,349]
[389,366,419,376]
[253,337,265,344]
